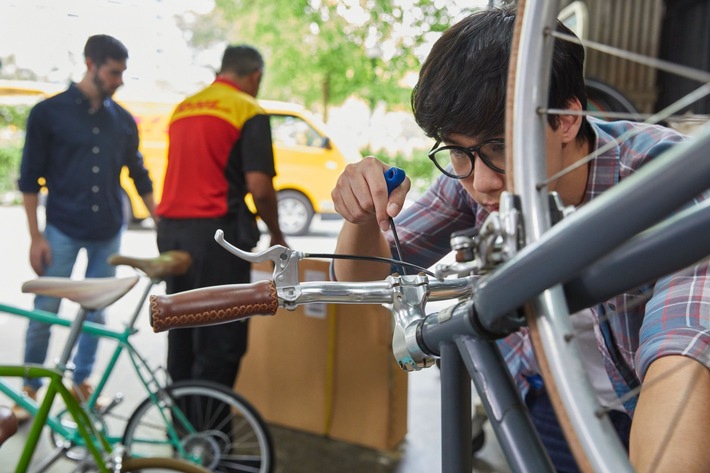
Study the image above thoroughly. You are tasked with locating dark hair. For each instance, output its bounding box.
[84,35,128,66]
[412,6,592,144]
[220,45,264,76]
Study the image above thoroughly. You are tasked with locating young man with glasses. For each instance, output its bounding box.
[331,6,709,473]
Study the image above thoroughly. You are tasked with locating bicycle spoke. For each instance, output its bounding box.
[122,381,273,473]
[507,0,710,471]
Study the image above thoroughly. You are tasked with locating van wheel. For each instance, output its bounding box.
[278,190,314,236]
[585,78,640,118]
[121,190,134,227]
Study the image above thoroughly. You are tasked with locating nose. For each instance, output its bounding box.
[471,157,504,195]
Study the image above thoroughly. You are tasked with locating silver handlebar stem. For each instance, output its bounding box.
[215,229,481,372]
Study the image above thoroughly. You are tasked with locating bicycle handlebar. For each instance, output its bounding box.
[150,269,475,328]
[150,280,278,332]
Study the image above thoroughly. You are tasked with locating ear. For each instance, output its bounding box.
[251,69,263,86]
[85,57,97,73]
[558,97,583,144]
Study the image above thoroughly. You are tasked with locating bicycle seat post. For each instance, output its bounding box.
[124,280,157,331]
[55,307,90,371]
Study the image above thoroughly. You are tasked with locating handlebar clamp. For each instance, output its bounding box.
[389,273,436,371]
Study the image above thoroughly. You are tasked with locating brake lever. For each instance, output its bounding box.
[214,229,303,288]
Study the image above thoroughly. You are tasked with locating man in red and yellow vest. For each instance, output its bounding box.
[156,45,287,392]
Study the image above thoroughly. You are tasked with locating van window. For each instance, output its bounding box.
[270,114,324,148]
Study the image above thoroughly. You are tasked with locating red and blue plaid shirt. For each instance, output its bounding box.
[388,118,710,414]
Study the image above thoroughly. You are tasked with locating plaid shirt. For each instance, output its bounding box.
[388,118,710,414]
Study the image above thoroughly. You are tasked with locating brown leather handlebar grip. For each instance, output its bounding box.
[150,280,278,333]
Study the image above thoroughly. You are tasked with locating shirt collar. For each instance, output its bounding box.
[213,76,242,91]
[67,82,112,111]
[582,117,621,204]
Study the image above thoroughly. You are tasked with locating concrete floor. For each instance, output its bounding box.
[1,368,510,473]
[266,366,511,473]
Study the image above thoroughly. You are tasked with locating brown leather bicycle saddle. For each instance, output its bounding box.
[0,406,18,447]
[107,250,192,281]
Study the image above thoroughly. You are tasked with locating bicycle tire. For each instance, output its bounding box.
[47,405,109,461]
[507,1,636,471]
[122,380,274,473]
[122,456,210,472]
[507,1,709,472]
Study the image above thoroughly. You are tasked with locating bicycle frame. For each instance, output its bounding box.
[419,130,710,473]
[0,279,199,465]
[149,120,710,473]
[0,364,113,473]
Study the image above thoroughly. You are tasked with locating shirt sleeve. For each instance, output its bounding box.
[636,261,710,379]
[17,102,50,193]
[240,113,275,176]
[121,108,153,196]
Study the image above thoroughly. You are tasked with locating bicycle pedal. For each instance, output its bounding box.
[98,392,124,415]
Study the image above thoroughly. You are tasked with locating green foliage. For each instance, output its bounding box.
[361,146,438,195]
[0,105,29,198]
[0,104,31,129]
[0,144,21,194]
[184,1,465,114]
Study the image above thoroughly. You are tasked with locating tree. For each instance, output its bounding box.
[179,0,471,119]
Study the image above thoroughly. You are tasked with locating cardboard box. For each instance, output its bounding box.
[235,259,408,451]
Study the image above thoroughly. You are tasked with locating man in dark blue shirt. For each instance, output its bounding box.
[15,34,155,420]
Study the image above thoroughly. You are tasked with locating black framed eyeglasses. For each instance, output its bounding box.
[428,138,506,179]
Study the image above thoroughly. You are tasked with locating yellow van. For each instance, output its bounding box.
[121,98,359,235]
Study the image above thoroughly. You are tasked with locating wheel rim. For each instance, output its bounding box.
[121,456,211,472]
[278,194,312,235]
[48,406,108,462]
[509,1,631,471]
[507,1,710,471]
[122,382,273,473]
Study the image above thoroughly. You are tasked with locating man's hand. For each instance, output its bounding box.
[331,157,409,282]
[331,156,411,232]
[29,235,51,276]
[269,235,288,248]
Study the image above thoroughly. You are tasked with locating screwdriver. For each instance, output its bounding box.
[384,167,407,274]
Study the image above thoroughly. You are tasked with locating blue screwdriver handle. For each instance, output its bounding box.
[384,167,406,196]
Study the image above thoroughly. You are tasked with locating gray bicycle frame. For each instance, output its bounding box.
[413,126,710,473]
[209,3,710,467]
[485,0,710,468]
[413,8,710,461]
[408,0,710,467]
[211,126,710,473]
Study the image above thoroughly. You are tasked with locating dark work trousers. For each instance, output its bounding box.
[157,216,251,388]
[525,388,632,473]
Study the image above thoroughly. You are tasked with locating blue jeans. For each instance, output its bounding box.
[525,388,631,473]
[23,223,121,391]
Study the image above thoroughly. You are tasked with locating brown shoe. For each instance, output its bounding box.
[11,386,37,424]
[71,382,107,410]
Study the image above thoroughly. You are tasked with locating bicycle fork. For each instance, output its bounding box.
[388,275,555,473]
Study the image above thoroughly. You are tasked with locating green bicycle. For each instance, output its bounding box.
[0,251,273,473]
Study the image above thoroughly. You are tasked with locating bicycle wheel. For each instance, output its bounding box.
[122,380,274,473]
[47,405,109,461]
[80,456,210,472]
[506,0,710,472]
[122,456,210,472]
